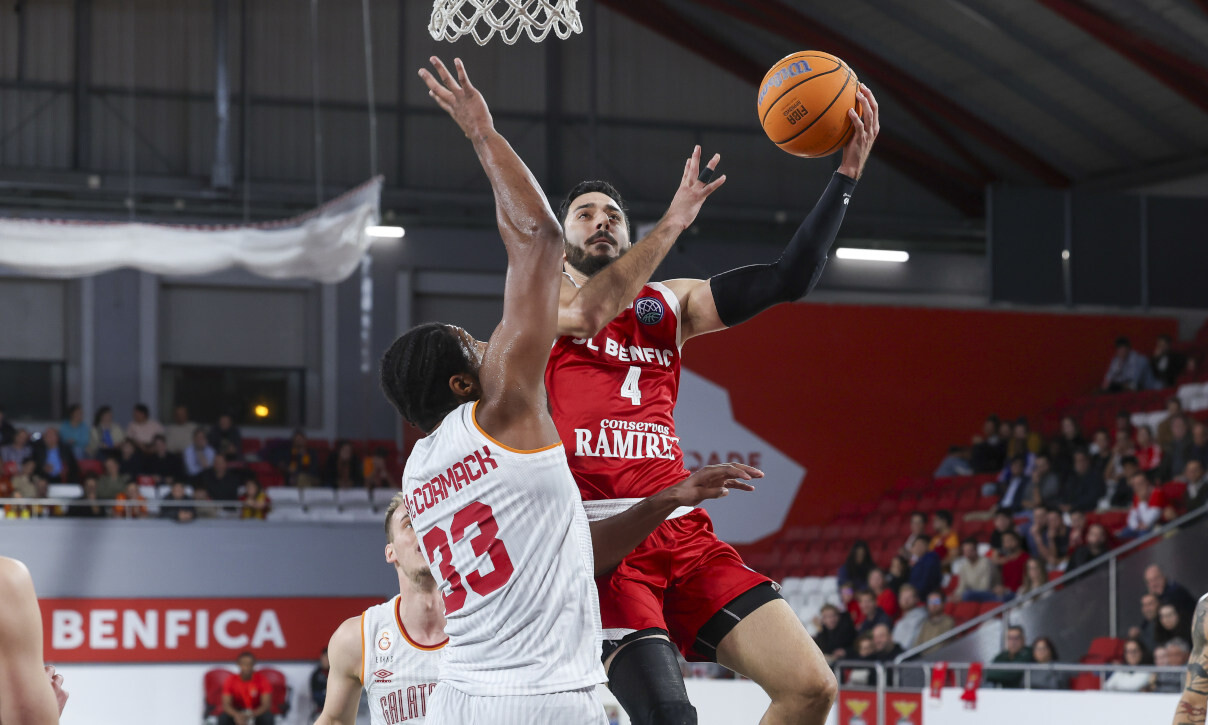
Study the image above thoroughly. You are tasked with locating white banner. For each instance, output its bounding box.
[0,177,381,283]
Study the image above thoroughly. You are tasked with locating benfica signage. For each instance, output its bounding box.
[40,597,380,663]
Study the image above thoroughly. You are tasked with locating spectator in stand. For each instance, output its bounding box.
[1062,449,1105,514]
[163,405,195,455]
[1068,522,1110,570]
[908,537,942,598]
[27,475,62,518]
[971,415,1007,474]
[915,591,955,651]
[815,603,857,665]
[33,427,80,484]
[1103,638,1153,692]
[885,555,911,594]
[209,413,243,461]
[1089,429,1113,473]
[995,531,1028,593]
[240,478,270,520]
[1030,510,1069,570]
[996,457,1031,514]
[310,648,330,713]
[1145,564,1198,620]
[160,480,195,523]
[363,448,394,490]
[846,635,878,687]
[1151,335,1187,389]
[892,584,926,650]
[67,475,107,518]
[199,454,243,502]
[324,440,364,489]
[1029,637,1068,690]
[954,537,1002,603]
[60,404,90,460]
[1134,425,1163,475]
[1164,416,1194,482]
[867,568,899,621]
[1156,639,1192,693]
[88,405,125,458]
[1186,459,1208,512]
[1052,417,1086,477]
[930,510,960,565]
[116,439,142,477]
[219,651,274,725]
[125,403,164,453]
[1007,418,1043,460]
[1118,473,1165,540]
[282,430,320,488]
[1100,454,1140,511]
[854,589,891,634]
[1157,397,1185,449]
[0,429,31,465]
[112,480,148,519]
[934,446,973,478]
[989,510,1016,555]
[840,584,860,623]
[838,540,874,590]
[9,458,36,498]
[1066,510,1088,551]
[901,511,929,558]
[1102,336,1154,392]
[0,406,14,445]
[183,427,216,480]
[1129,593,1161,651]
[870,623,904,684]
[142,435,183,483]
[986,625,1033,689]
[1024,453,1062,510]
[96,454,129,500]
[1017,558,1050,599]
[1192,422,1208,469]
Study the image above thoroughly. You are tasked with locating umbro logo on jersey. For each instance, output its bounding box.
[634,297,664,325]
[373,668,393,683]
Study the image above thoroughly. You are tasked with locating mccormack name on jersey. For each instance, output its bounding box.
[404,445,499,519]
[574,418,680,461]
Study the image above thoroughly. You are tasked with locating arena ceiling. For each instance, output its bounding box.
[1,0,1207,250]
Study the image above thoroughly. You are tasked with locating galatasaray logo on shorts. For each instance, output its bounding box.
[634,297,664,325]
[378,631,392,651]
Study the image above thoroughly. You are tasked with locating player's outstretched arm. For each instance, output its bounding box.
[0,557,65,725]
[419,57,563,448]
[663,84,880,343]
[558,146,726,339]
[315,617,364,725]
[1174,594,1208,725]
[589,462,761,575]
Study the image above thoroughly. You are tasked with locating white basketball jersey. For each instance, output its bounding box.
[403,401,606,696]
[360,595,445,724]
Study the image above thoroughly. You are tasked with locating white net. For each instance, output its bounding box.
[430,0,582,45]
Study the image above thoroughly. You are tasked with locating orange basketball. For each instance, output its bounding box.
[757,51,860,158]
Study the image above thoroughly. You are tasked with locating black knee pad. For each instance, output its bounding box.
[607,636,697,725]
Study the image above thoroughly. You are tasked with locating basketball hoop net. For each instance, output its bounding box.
[429,0,582,45]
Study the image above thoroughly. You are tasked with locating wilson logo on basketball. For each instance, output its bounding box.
[757,59,813,106]
[634,297,664,325]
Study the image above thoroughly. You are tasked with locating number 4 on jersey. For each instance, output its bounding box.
[620,366,642,406]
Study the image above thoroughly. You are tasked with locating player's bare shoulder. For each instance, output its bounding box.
[0,557,36,630]
[328,614,364,670]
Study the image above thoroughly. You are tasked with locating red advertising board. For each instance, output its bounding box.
[838,691,922,725]
[40,597,381,663]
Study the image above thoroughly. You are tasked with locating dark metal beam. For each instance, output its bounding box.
[692,0,1071,186]
[72,0,92,170]
[596,0,985,216]
[211,0,233,189]
[545,40,563,192]
[1036,0,1208,115]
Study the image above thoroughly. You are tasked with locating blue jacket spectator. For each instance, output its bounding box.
[1102,337,1154,392]
[908,537,942,597]
[60,404,91,460]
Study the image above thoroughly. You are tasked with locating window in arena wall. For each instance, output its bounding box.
[0,360,66,421]
[160,365,304,428]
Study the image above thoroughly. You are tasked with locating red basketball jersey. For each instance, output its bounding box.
[545,281,690,501]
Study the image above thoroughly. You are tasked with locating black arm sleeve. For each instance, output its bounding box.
[709,171,856,327]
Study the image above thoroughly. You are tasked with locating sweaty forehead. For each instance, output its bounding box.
[570,192,621,215]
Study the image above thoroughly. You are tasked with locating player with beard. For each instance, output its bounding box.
[546,86,880,724]
[316,493,446,725]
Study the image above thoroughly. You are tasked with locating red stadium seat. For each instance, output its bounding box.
[876,498,897,515]
[241,437,263,456]
[1070,673,1101,691]
[943,602,958,619]
[203,668,230,717]
[259,668,291,716]
[953,602,980,624]
[977,601,999,616]
[1085,637,1125,664]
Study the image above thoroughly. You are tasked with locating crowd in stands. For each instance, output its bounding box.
[0,403,402,521]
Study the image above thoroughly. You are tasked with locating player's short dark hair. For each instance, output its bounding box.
[558,180,631,235]
[380,323,475,433]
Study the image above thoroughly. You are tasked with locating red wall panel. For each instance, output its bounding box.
[682,304,1176,536]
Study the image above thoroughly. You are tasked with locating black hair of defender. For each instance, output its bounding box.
[380,322,475,433]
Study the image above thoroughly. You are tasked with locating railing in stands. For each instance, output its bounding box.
[1,496,381,519]
[896,502,1208,664]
